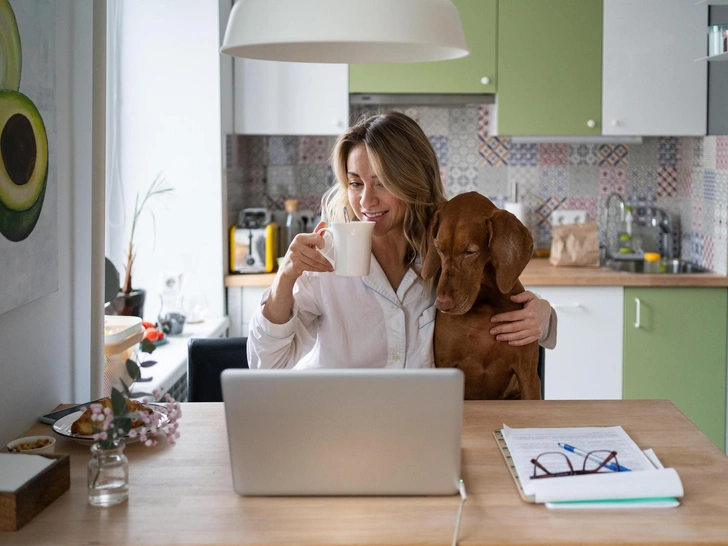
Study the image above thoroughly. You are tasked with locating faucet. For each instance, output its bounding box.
[648,207,677,260]
[605,192,626,260]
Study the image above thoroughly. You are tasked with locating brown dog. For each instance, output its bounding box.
[421,192,541,400]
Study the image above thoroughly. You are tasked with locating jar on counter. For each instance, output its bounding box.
[644,252,661,274]
[709,25,728,57]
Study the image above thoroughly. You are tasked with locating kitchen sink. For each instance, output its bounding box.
[606,258,710,274]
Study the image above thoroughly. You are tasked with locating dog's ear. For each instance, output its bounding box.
[421,207,441,280]
[487,210,534,293]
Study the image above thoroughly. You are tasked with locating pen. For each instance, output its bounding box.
[557,443,631,472]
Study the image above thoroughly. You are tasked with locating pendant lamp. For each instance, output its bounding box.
[220,0,469,64]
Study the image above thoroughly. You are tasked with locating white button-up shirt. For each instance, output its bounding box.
[247,255,436,369]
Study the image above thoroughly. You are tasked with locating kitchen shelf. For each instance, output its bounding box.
[695,51,728,61]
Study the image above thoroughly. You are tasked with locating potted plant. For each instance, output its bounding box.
[107,174,173,318]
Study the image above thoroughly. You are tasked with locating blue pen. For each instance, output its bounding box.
[557,443,631,472]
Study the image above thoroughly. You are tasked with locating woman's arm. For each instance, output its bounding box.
[489,290,557,349]
[262,223,333,324]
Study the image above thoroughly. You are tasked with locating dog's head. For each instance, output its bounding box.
[421,192,533,314]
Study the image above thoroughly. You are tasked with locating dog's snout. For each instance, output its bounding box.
[435,297,454,311]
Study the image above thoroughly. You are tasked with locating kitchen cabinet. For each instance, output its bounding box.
[234,59,349,135]
[496,0,603,136]
[227,285,267,338]
[623,288,727,450]
[602,0,707,136]
[527,286,623,400]
[349,0,497,94]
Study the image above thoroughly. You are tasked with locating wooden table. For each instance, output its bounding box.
[2,400,728,545]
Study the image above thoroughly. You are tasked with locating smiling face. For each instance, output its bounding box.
[346,144,405,239]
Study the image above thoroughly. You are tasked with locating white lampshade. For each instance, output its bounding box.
[220,0,469,64]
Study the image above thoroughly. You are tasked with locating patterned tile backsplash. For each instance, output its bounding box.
[226,104,728,274]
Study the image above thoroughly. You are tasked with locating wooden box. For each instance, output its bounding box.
[0,453,70,531]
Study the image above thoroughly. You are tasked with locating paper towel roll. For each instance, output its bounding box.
[504,202,527,225]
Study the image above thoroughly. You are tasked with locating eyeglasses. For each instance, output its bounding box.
[530,450,622,479]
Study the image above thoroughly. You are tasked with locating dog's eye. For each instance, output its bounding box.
[464,249,480,257]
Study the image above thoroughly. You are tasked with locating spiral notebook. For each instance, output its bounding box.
[493,425,682,509]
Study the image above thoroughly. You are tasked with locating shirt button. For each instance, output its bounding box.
[392,355,400,362]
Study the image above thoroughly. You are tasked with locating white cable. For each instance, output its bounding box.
[451,479,467,546]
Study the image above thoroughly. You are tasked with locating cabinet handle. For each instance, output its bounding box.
[611,119,619,127]
[634,297,641,329]
[480,76,490,85]
[552,303,583,310]
[587,119,596,129]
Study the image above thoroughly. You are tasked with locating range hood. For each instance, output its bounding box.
[350,93,495,106]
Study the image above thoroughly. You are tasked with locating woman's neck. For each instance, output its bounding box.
[372,232,410,291]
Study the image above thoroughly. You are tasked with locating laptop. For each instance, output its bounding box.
[220,368,464,496]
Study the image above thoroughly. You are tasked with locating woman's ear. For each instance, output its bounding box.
[421,209,441,279]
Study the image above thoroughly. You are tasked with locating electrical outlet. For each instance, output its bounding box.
[551,210,588,226]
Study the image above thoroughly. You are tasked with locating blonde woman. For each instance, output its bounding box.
[247,111,556,369]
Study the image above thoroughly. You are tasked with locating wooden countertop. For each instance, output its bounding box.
[4,400,728,545]
[225,259,728,288]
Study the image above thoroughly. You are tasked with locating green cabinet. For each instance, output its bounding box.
[496,0,603,135]
[349,0,497,94]
[623,288,727,449]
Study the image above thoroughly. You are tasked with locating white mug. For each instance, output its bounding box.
[317,221,375,276]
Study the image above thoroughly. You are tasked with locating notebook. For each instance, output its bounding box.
[220,368,464,496]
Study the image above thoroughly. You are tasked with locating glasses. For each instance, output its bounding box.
[531,450,622,479]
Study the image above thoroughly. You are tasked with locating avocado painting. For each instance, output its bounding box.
[0,0,57,316]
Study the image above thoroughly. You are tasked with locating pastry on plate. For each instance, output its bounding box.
[71,397,153,435]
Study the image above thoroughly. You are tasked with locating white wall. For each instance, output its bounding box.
[0,0,103,444]
[106,0,226,324]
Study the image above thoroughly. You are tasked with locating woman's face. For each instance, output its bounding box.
[346,144,405,238]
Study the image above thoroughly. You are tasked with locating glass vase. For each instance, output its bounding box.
[88,442,129,506]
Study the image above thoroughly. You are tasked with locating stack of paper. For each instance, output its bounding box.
[498,424,684,509]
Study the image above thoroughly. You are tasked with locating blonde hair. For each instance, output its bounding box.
[322,111,446,267]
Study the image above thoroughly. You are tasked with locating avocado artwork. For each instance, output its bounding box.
[0,0,56,317]
[0,0,48,242]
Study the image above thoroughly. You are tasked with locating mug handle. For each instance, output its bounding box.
[315,228,335,267]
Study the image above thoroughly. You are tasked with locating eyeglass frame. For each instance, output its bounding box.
[530,450,621,479]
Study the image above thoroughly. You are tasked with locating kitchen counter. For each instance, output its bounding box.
[225,258,728,288]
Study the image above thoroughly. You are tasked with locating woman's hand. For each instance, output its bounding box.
[489,291,552,346]
[277,220,334,281]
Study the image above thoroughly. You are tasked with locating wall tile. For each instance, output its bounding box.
[598,144,629,167]
[538,144,568,167]
[568,143,599,166]
[477,136,509,167]
[658,137,678,167]
[226,104,726,273]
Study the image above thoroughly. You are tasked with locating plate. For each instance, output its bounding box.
[52,404,170,446]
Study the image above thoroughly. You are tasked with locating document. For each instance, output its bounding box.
[500,424,684,506]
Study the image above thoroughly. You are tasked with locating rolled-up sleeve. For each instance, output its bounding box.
[538,307,558,350]
[247,274,321,368]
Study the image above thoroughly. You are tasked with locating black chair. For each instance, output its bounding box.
[538,345,546,400]
[187,337,249,402]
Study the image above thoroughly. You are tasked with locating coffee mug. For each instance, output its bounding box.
[317,221,375,276]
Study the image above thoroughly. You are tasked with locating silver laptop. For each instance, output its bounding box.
[221,368,464,496]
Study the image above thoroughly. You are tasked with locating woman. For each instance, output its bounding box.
[248,111,556,369]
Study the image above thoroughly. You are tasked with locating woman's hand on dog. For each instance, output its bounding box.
[489,291,552,346]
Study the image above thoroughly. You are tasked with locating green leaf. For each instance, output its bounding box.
[139,360,157,368]
[140,338,157,354]
[130,391,154,399]
[125,359,141,381]
[111,388,128,417]
[120,378,132,398]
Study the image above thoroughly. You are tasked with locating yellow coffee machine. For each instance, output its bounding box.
[229,208,278,273]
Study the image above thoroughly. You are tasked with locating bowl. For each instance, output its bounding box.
[6,435,56,454]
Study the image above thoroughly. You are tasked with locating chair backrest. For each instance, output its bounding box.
[187,337,249,402]
[537,345,545,400]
